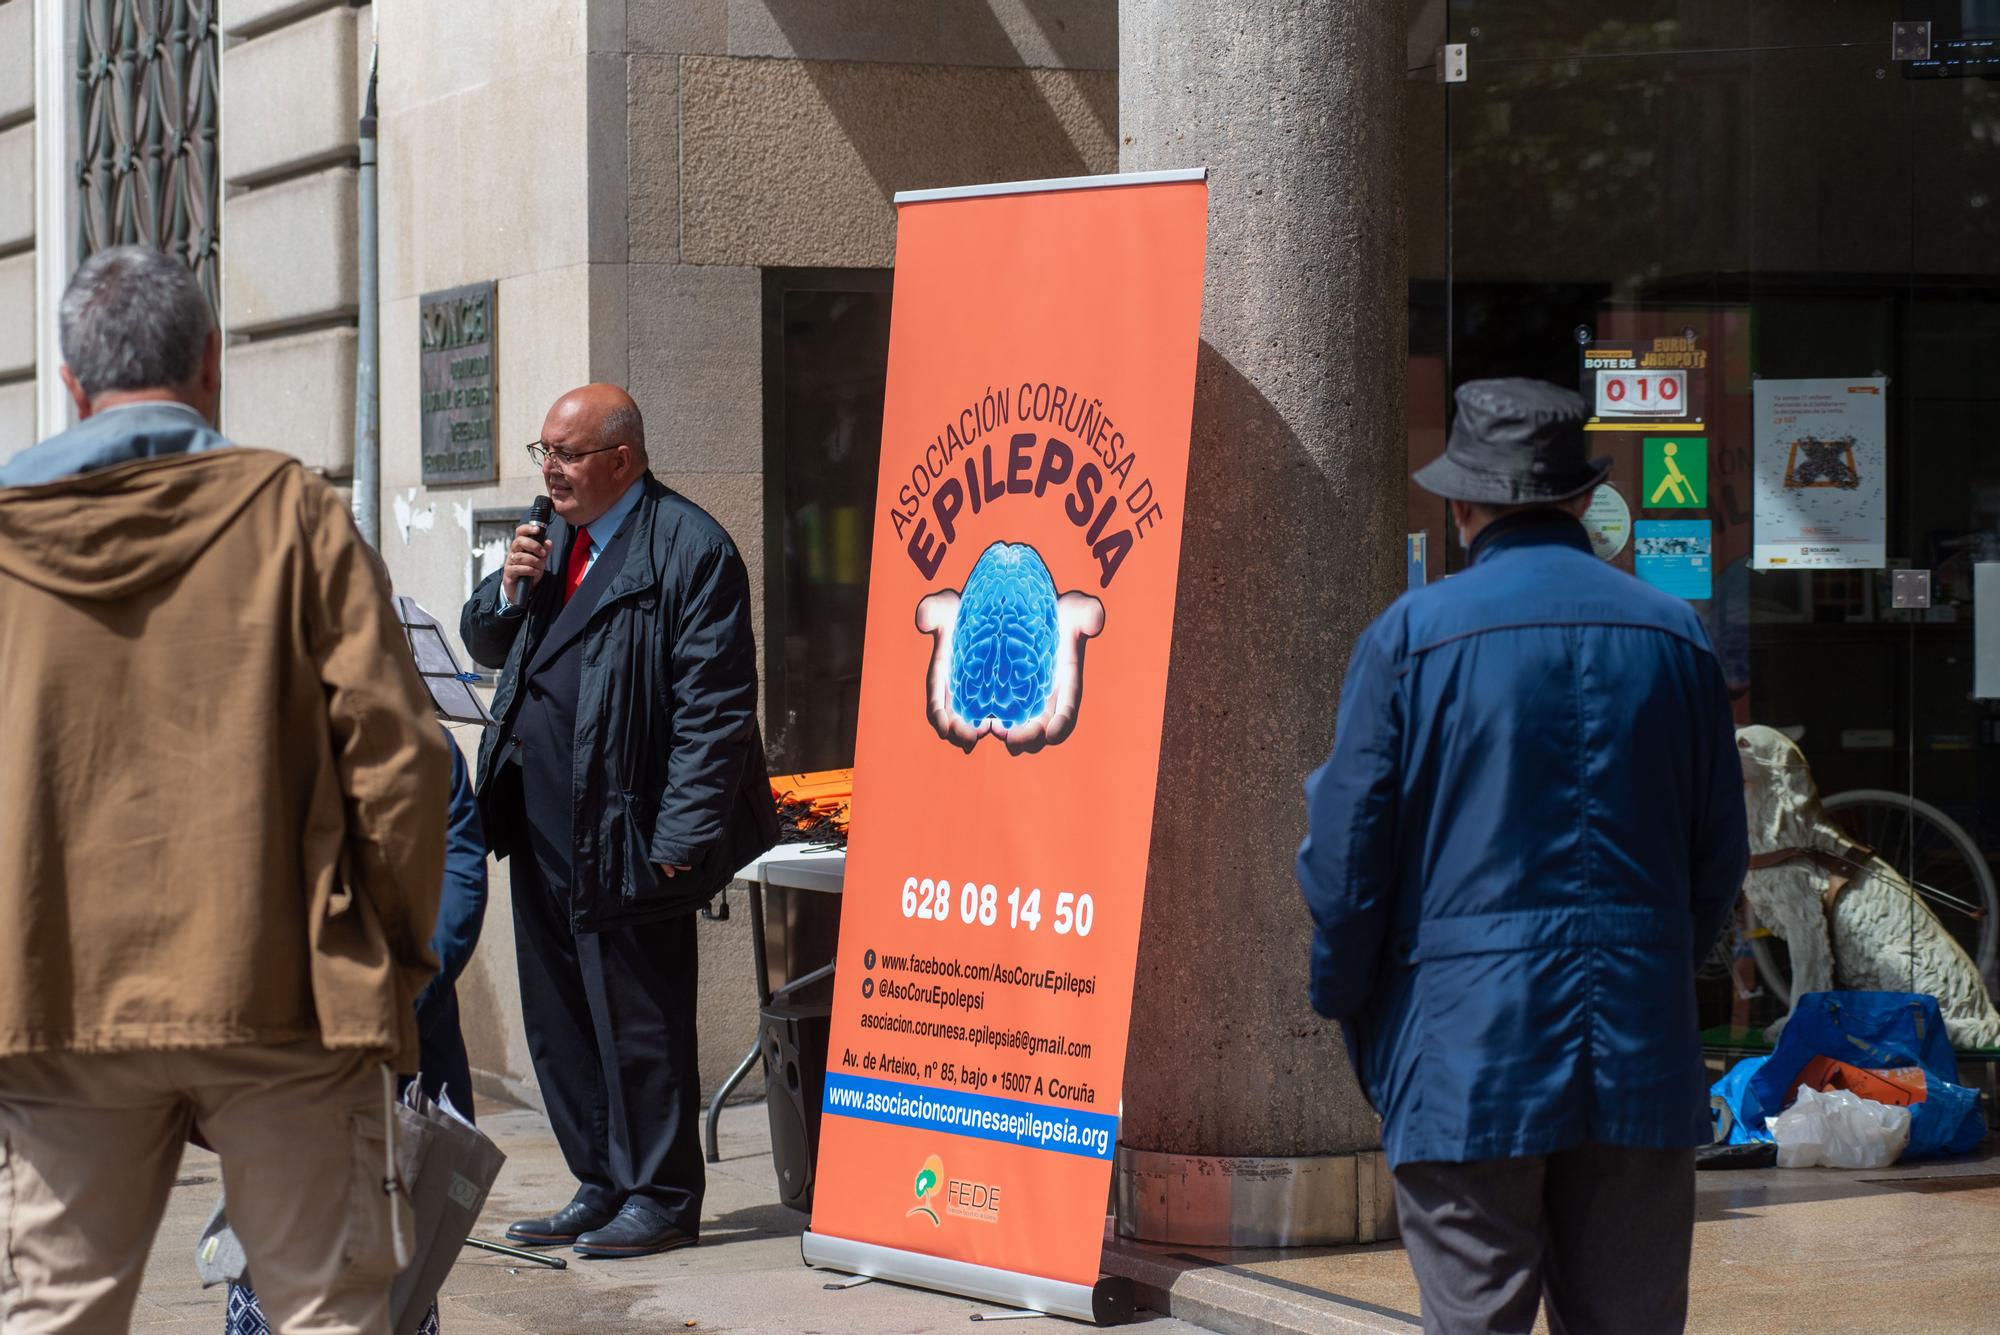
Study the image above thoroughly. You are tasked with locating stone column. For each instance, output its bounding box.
[1115,2,1409,1245]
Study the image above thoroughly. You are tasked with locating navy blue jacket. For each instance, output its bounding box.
[1297,512,1747,1168]
[414,734,486,1116]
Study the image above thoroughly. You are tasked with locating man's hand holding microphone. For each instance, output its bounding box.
[503,496,554,607]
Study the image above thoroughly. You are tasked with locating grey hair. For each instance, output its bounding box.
[600,402,646,457]
[58,246,214,398]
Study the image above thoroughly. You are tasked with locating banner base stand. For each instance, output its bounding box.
[801,1230,1135,1326]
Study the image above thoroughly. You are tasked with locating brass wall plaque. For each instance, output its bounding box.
[419,281,498,485]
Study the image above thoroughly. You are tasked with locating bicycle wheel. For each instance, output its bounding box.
[1753,791,1999,1006]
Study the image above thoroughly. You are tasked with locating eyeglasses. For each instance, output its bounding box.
[526,441,623,469]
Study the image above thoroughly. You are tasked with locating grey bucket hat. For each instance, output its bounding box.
[1412,377,1610,504]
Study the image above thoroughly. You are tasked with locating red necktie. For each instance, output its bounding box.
[563,528,592,605]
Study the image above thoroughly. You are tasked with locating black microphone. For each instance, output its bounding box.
[512,496,554,600]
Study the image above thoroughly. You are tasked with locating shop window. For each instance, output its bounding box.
[761,269,894,774]
[1413,1,2000,1032]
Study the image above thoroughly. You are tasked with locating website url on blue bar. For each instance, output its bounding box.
[821,1072,1117,1159]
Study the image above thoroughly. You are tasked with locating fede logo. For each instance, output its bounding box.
[945,1173,1003,1225]
[909,1155,945,1226]
[904,1153,1004,1227]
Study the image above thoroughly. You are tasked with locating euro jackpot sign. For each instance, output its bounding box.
[803,170,1208,1324]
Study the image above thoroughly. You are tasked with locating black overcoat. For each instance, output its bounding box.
[462,474,778,930]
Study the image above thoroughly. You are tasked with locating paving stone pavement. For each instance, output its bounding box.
[131,1099,1203,1335]
[128,1096,2000,1334]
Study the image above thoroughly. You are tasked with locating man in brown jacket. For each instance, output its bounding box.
[0,246,449,1333]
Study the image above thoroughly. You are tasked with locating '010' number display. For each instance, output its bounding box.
[1594,369,1685,418]
[900,877,1094,936]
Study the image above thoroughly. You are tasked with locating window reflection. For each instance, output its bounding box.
[762,272,893,774]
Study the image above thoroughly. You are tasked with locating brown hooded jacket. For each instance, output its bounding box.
[0,446,447,1070]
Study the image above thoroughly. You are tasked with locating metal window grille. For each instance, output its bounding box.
[74,0,220,312]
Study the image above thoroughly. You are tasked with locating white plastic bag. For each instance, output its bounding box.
[1770,1086,1912,1169]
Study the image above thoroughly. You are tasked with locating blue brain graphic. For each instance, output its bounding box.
[950,542,1059,730]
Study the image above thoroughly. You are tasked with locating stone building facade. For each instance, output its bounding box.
[0,1,35,443]
[0,0,1119,1113]
[11,0,2000,1261]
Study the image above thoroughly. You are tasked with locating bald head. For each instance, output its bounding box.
[539,383,649,526]
[548,383,646,460]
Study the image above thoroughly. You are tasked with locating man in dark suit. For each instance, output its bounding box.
[461,384,777,1259]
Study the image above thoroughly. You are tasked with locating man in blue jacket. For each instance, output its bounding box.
[1297,379,1747,1334]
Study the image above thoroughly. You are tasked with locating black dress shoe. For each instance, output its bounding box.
[504,1200,619,1247]
[572,1203,698,1259]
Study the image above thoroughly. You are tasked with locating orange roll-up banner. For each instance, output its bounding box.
[802,170,1208,1322]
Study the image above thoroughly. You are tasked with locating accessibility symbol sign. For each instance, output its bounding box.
[1643,436,1707,509]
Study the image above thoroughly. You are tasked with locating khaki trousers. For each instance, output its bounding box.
[0,1043,406,1334]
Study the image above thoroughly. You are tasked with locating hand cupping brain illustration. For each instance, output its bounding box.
[916,541,1104,754]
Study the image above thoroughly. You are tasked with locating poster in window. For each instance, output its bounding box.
[1752,377,1887,570]
[1634,520,1712,600]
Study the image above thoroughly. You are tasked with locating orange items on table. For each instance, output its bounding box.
[771,769,853,843]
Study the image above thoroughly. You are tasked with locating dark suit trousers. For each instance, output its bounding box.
[1392,1143,1695,1335]
[414,989,475,1123]
[511,840,705,1232]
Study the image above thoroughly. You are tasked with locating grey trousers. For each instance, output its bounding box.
[1392,1142,1696,1335]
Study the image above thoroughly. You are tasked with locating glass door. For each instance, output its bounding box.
[1421,1,2000,1035]
[1891,48,2000,1005]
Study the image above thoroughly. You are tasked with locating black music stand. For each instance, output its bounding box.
[396,596,494,726]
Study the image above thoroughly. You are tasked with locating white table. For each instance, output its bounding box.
[740,843,847,894]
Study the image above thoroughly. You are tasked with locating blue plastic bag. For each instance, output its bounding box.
[1711,992,1986,1159]
[1709,1054,1771,1145]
